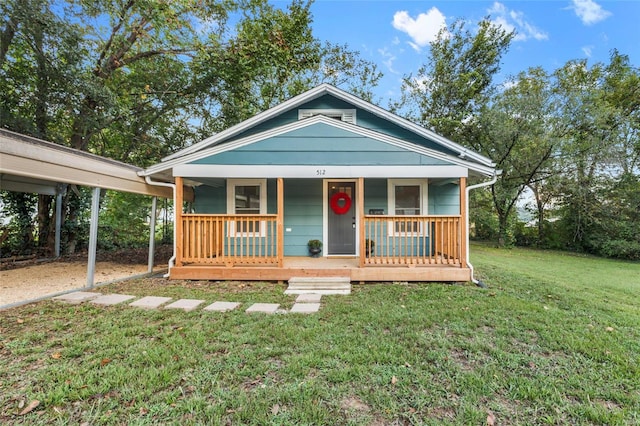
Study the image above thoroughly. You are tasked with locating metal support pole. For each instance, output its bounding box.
[86,187,101,289]
[54,190,62,258]
[147,196,157,273]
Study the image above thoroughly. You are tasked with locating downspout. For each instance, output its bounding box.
[145,176,177,277]
[465,171,498,287]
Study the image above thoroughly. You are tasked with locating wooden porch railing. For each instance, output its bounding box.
[180,214,279,266]
[362,215,462,266]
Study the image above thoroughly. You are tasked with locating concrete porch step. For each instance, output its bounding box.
[285,276,351,295]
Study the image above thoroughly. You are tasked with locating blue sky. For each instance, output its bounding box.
[307,0,639,103]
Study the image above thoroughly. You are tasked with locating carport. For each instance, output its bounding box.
[0,129,190,287]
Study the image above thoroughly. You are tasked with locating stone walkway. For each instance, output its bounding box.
[52,291,323,314]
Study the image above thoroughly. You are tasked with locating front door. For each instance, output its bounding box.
[327,181,356,255]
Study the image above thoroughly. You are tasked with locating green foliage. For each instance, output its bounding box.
[0,191,37,256]
[397,18,514,143]
[549,52,640,260]
[580,173,640,260]
[193,0,382,131]
[469,187,499,241]
[98,192,153,250]
[1,0,381,256]
[307,239,322,248]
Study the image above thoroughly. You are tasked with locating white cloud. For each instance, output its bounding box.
[571,0,612,25]
[488,2,548,42]
[392,8,447,52]
[582,45,593,57]
[378,47,399,74]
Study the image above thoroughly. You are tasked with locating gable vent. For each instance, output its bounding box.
[298,109,356,124]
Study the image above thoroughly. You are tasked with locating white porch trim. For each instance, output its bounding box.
[173,164,468,179]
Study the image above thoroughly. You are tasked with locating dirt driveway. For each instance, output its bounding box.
[0,247,171,308]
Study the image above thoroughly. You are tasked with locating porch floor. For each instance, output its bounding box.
[170,257,471,282]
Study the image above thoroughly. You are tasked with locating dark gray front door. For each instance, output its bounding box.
[328,181,356,255]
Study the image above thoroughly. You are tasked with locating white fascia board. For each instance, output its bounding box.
[143,115,494,177]
[174,164,468,179]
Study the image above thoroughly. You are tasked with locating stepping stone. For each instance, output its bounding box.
[203,301,240,312]
[245,303,280,314]
[91,294,136,306]
[164,299,205,312]
[129,296,172,309]
[295,294,322,303]
[290,303,321,314]
[52,291,101,304]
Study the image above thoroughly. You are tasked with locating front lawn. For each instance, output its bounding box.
[1,245,638,425]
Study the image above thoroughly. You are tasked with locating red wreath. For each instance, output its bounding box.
[330,192,352,215]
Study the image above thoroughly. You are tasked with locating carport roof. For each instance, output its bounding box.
[0,129,171,198]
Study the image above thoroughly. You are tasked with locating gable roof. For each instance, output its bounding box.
[147,115,494,176]
[142,84,495,177]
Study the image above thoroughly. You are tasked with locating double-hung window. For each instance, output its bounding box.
[388,179,428,236]
[227,179,267,236]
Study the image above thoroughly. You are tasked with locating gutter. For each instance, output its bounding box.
[144,176,177,277]
[465,172,498,287]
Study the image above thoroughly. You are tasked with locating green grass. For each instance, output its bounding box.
[1,245,639,425]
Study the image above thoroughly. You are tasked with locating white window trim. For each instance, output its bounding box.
[298,108,356,124]
[227,179,267,237]
[387,179,429,237]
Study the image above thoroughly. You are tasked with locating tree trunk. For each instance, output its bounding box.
[37,194,54,256]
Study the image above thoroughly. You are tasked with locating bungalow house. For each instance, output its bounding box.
[140,84,496,283]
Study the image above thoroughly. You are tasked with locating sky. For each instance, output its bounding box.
[306,0,639,103]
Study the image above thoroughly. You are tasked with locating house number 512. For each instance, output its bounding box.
[316,169,326,175]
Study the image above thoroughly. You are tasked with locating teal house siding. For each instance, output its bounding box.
[428,182,460,215]
[190,123,452,166]
[355,109,459,156]
[364,179,387,214]
[234,109,299,139]
[193,185,226,213]
[283,179,323,256]
[204,94,459,158]
[193,179,278,214]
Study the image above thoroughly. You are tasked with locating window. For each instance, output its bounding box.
[227,179,267,236]
[298,109,356,124]
[388,179,428,236]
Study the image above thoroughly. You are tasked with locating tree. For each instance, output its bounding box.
[552,52,640,258]
[478,68,556,246]
[192,0,382,132]
[395,18,514,146]
[0,0,383,256]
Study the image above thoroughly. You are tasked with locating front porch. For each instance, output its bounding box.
[173,177,470,282]
[170,256,471,282]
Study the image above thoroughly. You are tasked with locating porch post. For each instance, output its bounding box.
[357,177,365,267]
[459,177,467,268]
[277,177,284,267]
[54,184,64,258]
[86,187,101,289]
[175,176,184,267]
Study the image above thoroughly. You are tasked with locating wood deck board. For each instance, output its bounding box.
[170,257,470,282]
